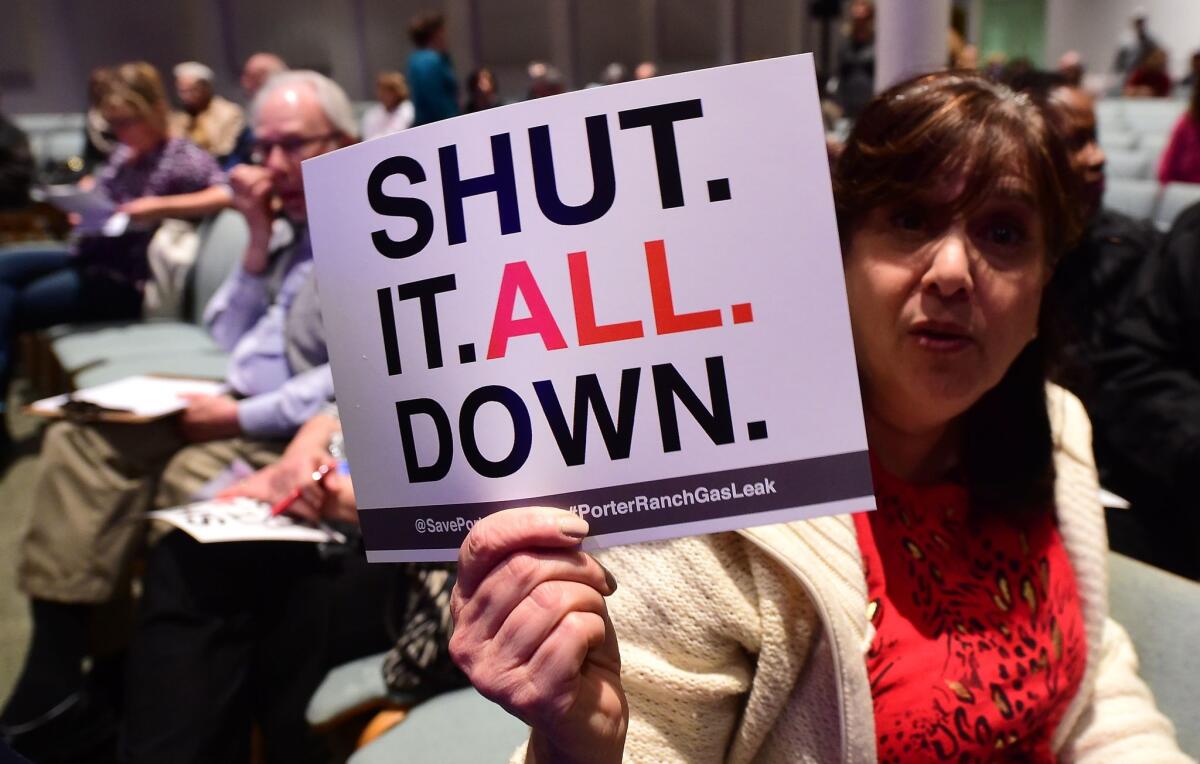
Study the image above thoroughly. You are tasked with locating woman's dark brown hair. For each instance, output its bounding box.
[832,70,1085,517]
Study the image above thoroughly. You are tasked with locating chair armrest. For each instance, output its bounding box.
[306,651,391,728]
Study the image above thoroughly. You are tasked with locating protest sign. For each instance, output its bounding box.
[303,54,874,562]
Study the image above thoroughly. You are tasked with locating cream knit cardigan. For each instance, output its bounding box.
[512,386,1191,763]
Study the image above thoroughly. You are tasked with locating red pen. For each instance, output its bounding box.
[269,463,333,517]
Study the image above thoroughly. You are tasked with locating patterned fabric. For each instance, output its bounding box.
[94,137,223,206]
[854,463,1088,763]
[81,138,223,284]
[168,96,246,158]
[382,563,468,704]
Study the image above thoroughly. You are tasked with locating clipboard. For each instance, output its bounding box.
[26,374,229,424]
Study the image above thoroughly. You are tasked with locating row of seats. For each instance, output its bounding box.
[1097,98,1184,175]
[30,209,247,391]
[1105,147,1161,181]
[1102,179,1200,231]
[1096,97,1186,135]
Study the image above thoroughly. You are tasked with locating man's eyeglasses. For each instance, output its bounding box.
[250,132,337,164]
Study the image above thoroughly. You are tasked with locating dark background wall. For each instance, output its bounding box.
[0,0,829,114]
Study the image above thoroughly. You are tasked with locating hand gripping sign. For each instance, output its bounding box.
[303,54,874,562]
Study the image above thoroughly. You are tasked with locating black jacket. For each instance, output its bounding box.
[0,114,33,210]
[1050,208,1162,401]
[1089,202,1200,577]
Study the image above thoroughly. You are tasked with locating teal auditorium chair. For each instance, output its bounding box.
[1108,553,1200,756]
[1154,182,1200,233]
[1103,149,1154,181]
[1102,178,1162,221]
[306,553,1199,760]
[305,655,528,763]
[42,209,246,388]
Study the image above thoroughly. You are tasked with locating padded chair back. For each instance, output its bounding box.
[188,209,249,324]
[1099,130,1139,152]
[1104,149,1153,181]
[1095,99,1126,132]
[1103,178,1161,221]
[1108,553,1200,755]
[1139,133,1170,160]
[346,687,529,764]
[1155,182,1200,232]
[1123,99,1186,134]
[41,130,85,163]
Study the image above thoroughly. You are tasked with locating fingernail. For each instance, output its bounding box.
[558,514,589,540]
[601,564,618,594]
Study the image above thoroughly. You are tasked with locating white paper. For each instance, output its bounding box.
[303,55,874,561]
[1099,488,1131,510]
[37,184,118,234]
[148,498,347,544]
[30,375,228,419]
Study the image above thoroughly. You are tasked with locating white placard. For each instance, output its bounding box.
[304,54,874,562]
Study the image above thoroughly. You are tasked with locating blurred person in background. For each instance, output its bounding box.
[82,67,118,174]
[361,71,414,140]
[240,52,288,100]
[1012,74,1163,402]
[628,61,657,80]
[464,66,501,112]
[170,61,246,162]
[633,61,657,80]
[1158,72,1200,184]
[227,52,290,168]
[0,107,33,212]
[406,11,458,126]
[1124,47,1172,98]
[526,61,565,99]
[1058,50,1085,88]
[1091,198,1200,581]
[589,61,628,88]
[0,61,229,452]
[1114,7,1161,83]
[834,0,875,119]
[1179,50,1200,90]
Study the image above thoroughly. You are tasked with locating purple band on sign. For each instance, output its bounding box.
[357,449,873,552]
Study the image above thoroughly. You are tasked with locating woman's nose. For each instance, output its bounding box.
[1086,141,1107,174]
[922,230,973,298]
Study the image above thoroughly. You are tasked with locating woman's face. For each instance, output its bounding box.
[103,104,163,155]
[377,83,402,111]
[844,174,1048,435]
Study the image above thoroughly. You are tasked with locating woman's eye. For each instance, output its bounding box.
[890,208,926,232]
[984,220,1027,247]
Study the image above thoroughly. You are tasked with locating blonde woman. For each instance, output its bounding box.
[361,71,415,140]
[0,62,228,441]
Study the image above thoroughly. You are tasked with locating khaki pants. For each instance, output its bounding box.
[19,418,286,604]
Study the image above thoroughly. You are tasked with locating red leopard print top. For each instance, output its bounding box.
[853,464,1087,763]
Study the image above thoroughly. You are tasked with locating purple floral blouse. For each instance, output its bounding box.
[81,138,224,283]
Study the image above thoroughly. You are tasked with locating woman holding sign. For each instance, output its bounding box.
[449,71,1187,762]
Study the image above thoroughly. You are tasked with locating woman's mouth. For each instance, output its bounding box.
[909,322,974,353]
